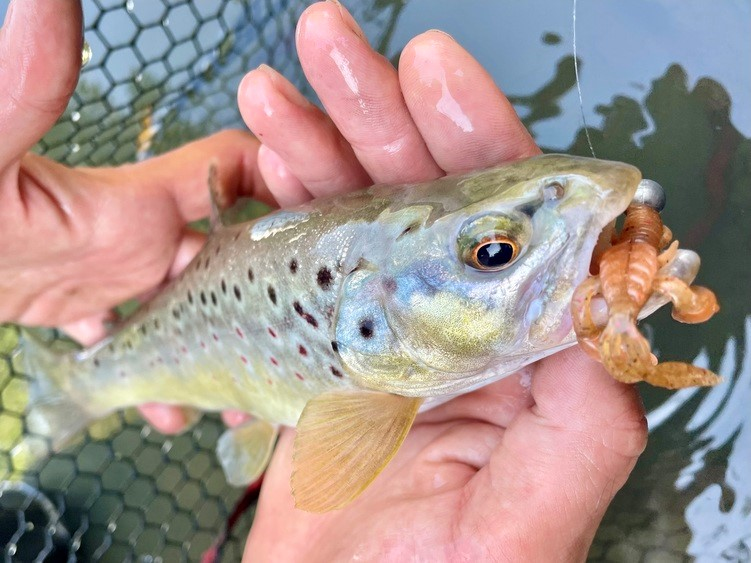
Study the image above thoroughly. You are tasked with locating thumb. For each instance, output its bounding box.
[0,0,83,166]
[465,347,647,559]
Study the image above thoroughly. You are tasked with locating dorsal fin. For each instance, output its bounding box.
[208,162,229,231]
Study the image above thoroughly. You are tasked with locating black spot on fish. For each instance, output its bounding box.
[188,291,194,305]
[215,244,221,256]
[293,301,318,328]
[93,358,100,367]
[234,285,242,301]
[267,286,277,305]
[317,267,332,290]
[330,366,344,378]
[289,259,298,274]
[221,279,227,295]
[154,319,160,330]
[200,292,207,306]
[399,224,419,238]
[173,308,180,320]
[247,268,254,282]
[205,257,211,269]
[359,319,374,339]
[140,325,147,335]
[211,292,218,306]
[331,341,339,353]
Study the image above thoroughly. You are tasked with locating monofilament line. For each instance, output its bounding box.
[572,0,596,158]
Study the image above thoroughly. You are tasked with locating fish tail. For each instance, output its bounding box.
[19,329,93,450]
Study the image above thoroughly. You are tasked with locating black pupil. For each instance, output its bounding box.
[476,242,514,268]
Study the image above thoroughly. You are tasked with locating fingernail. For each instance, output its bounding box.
[256,64,311,108]
[326,0,369,44]
[427,29,455,41]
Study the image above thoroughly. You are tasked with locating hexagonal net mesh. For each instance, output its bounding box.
[0,1,403,560]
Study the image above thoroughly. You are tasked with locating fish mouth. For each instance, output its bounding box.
[581,159,643,274]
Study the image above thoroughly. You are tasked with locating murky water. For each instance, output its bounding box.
[0,0,748,560]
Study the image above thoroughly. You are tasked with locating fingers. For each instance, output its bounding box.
[295,2,443,184]
[399,31,540,171]
[61,311,115,345]
[239,65,370,199]
[240,1,540,206]
[138,403,195,435]
[460,348,646,559]
[222,410,253,428]
[119,129,271,222]
[256,145,311,207]
[0,0,83,166]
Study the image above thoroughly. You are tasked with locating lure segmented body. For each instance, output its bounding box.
[572,189,721,389]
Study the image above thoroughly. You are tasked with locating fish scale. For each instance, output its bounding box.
[76,212,362,426]
[22,154,663,511]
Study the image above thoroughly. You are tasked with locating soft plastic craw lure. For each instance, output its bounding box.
[572,179,721,389]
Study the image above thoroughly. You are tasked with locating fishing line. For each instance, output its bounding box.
[572,0,596,158]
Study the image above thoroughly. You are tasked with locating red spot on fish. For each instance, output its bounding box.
[266,378,273,385]
[270,357,278,366]
[298,345,307,356]
[236,327,244,339]
[200,341,206,349]
[181,346,188,354]
[213,333,219,342]
[295,372,304,381]
[267,328,277,338]
[240,355,248,364]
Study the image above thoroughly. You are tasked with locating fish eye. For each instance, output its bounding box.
[543,180,565,201]
[457,213,531,272]
[465,236,520,271]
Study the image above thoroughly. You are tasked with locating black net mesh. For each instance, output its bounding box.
[1,1,403,560]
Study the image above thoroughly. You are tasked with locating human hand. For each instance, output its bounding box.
[235,2,647,560]
[0,1,272,431]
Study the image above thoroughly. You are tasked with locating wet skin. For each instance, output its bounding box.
[0,1,647,560]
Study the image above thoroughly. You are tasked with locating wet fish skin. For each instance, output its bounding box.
[22,154,642,509]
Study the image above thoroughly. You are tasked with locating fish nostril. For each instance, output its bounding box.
[359,320,374,339]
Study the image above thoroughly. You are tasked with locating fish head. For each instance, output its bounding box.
[334,155,641,396]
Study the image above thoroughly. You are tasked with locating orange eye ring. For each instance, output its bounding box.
[465,235,520,271]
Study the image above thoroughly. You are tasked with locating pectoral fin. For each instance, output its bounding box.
[292,391,422,513]
[217,420,277,486]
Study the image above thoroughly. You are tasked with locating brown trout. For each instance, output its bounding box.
[21,154,701,512]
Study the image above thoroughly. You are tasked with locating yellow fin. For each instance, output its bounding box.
[217,420,277,486]
[292,391,422,512]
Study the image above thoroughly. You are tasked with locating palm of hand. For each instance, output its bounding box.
[248,353,645,561]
